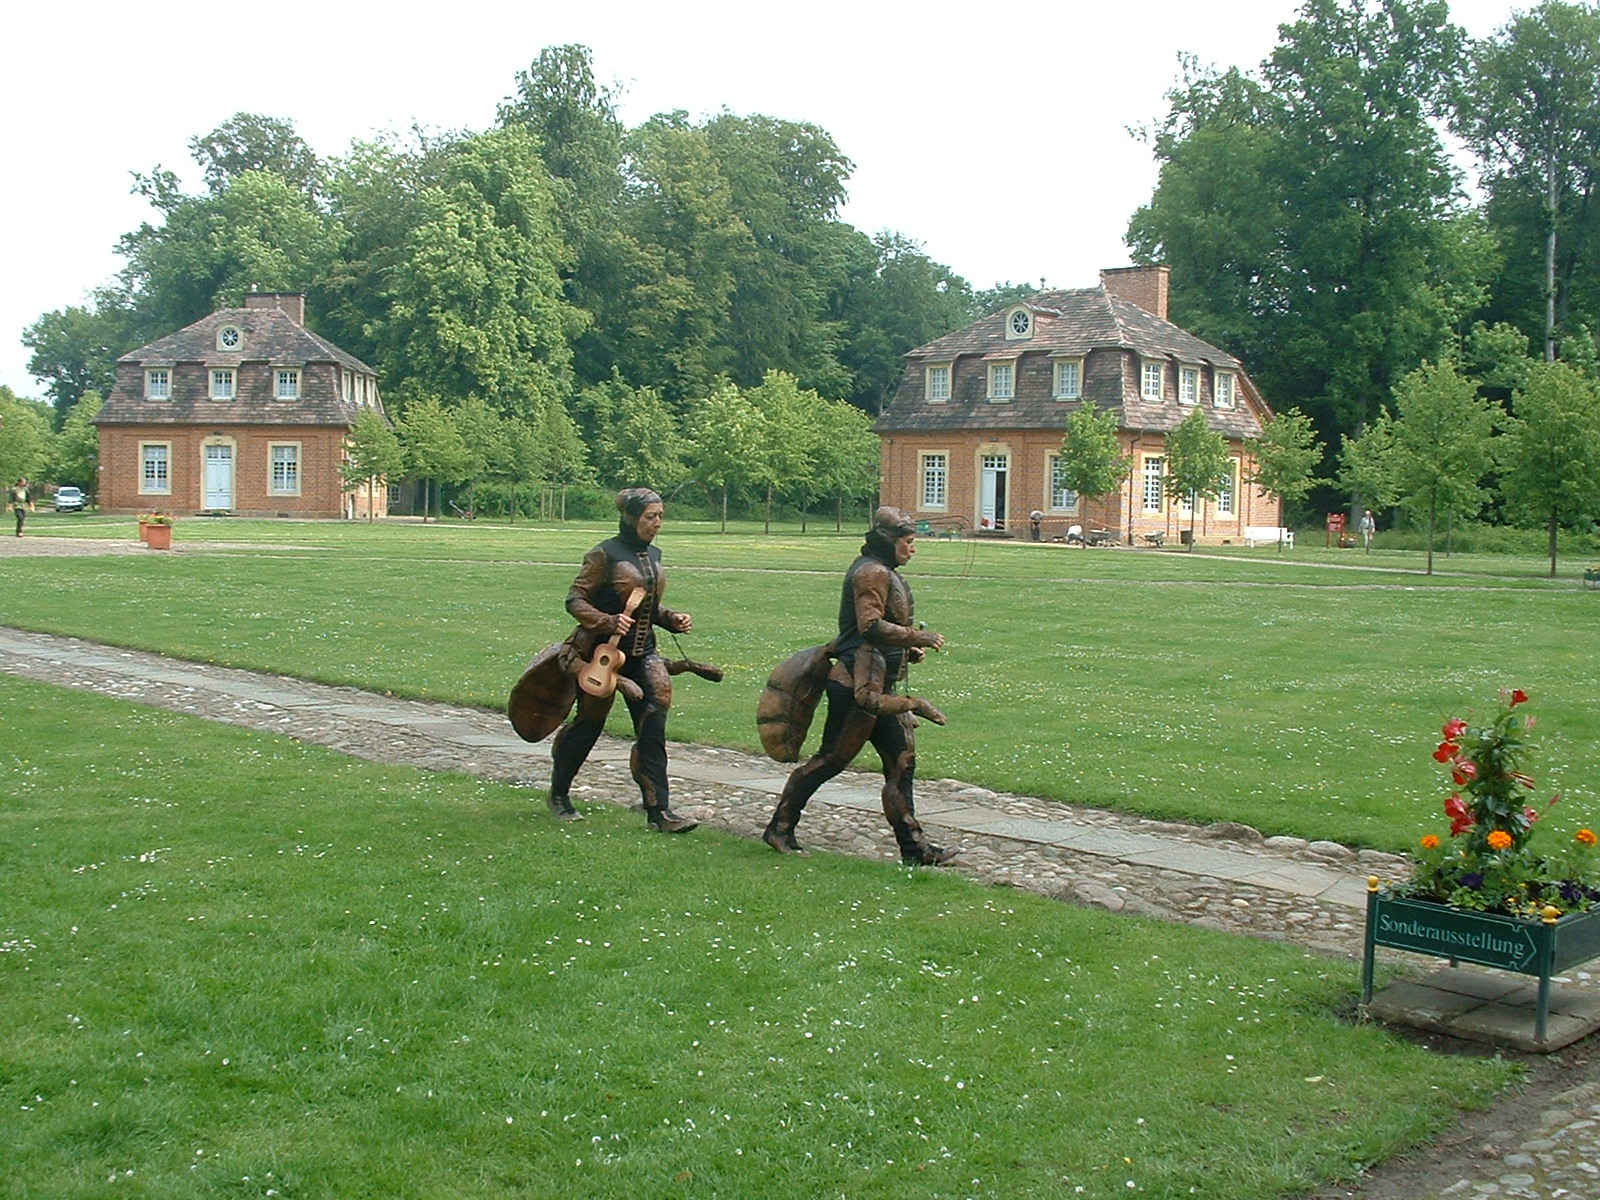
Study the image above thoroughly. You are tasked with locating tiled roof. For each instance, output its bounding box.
[875,287,1267,440]
[98,306,380,428]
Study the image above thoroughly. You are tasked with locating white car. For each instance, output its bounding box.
[53,486,85,512]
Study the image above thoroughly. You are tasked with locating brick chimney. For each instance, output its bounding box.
[1099,266,1169,320]
[244,290,306,325]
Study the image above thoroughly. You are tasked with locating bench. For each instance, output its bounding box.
[1243,526,1294,548]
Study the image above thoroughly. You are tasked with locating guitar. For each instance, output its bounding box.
[577,587,646,698]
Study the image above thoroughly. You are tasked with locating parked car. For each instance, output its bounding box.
[53,486,85,512]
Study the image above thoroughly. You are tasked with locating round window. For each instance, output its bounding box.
[218,326,241,349]
[1009,309,1031,337]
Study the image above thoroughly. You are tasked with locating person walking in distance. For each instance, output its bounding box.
[10,478,34,537]
[762,506,956,865]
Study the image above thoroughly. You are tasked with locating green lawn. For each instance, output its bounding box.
[0,673,1514,1199]
[6,516,1596,853]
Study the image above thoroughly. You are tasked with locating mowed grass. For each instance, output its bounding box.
[5,516,1597,853]
[0,674,1514,1199]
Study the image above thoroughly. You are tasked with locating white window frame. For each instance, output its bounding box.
[987,360,1015,402]
[1213,370,1236,408]
[342,370,354,402]
[210,368,235,400]
[1046,454,1080,514]
[1005,307,1033,340]
[269,442,302,495]
[1142,455,1164,513]
[925,363,951,403]
[1179,365,1199,406]
[1217,459,1237,516]
[1140,359,1165,401]
[140,442,171,495]
[920,451,949,510]
[1053,358,1082,400]
[145,369,170,400]
[276,369,300,400]
[216,325,242,351]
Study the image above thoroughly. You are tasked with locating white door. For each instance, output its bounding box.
[980,454,1009,530]
[203,444,235,510]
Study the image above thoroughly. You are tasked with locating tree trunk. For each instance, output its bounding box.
[1546,152,1559,363]
[1426,495,1437,576]
[765,483,772,536]
[1549,507,1560,578]
[720,486,728,534]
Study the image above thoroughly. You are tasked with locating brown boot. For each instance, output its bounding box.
[762,816,807,855]
[648,808,698,834]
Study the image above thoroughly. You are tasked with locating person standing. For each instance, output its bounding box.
[1359,509,1376,552]
[547,488,698,833]
[10,478,34,536]
[762,506,956,865]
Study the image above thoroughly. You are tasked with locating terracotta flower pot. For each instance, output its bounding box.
[145,523,173,550]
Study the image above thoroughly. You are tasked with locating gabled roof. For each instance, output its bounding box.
[906,286,1241,369]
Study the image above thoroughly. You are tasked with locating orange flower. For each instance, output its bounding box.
[1577,829,1597,847]
[1486,830,1514,851]
[1420,834,1440,850]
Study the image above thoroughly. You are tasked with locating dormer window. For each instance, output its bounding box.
[1006,308,1033,340]
[145,369,170,400]
[210,369,235,400]
[987,360,1015,401]
[1179,365,1200,405]
[925,363,951,402]
[217,325,242,351]
[1213,370,1236,408]
[276,369,300,400]
[1141,359,1165,401]
[1053,358,1082,399]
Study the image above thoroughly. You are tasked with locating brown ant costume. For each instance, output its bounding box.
[761,506,955,865]
[547,488,698,833]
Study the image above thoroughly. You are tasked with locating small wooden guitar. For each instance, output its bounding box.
[577,587,646,698]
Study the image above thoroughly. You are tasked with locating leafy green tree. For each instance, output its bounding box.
[1162,407,1233,550]
[1388,359,1499,574]
[1129,0,1481,446]
[48,391,104,492]
[574,375,685,492]
[395,396,472,521]
[688,382,768,532]
[746,370,823,532]
[811,398,881,530]
[1452,1,1600,362]
[1245,409,1323,527]
[1057,404,1133,504]
[341,409,404,523]
[370,126,580,420]
[22,303,131,423]
[190,112,323,197]
[1496,359,1600,576]
[1334,411,1401,526]
[0,387,53,486]
[450,397,517,516]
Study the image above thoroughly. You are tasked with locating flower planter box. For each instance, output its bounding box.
[1362,880,1600,1044]
[1584,568,1600,591]
[137,521,149,543]
[145,523,173,550]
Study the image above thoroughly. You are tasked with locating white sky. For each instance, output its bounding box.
[0,0,1526,397]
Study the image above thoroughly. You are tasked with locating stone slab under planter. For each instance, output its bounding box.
[1366,966,1600,1052]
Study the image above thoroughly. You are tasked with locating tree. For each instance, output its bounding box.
[1162,407,1233,550]
[395,397,472,521]
[811,399,881,530]
[48,391,104,491]
[1496,359,1600,576]
[22,303,131,423]
[1129,0,1481,449]
[746,370,823,532]
[0,387,53,487]
[574,375,685,492]
[190,113,323,197]
[1452,1,1600,362]
[1056,404,1133,506]
[1334,410,1401,523]
[687,382,768,532]
[1388,359,1499,573]
[1245,409,1323,528]
[341,409,404,523]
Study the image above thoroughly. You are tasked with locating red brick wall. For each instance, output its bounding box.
[98,424,357,518]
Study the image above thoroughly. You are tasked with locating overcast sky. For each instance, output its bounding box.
[0,0,1527,397]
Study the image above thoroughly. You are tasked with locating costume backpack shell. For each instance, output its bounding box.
[756,642,835,762]
[508,642,577,743]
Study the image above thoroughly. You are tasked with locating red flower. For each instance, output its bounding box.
[1509,689,1529,707]
[1442,718,1468,740]
[1445,794,1475,836]
[1452,761,1478,786]
[1433,742,1458,763]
